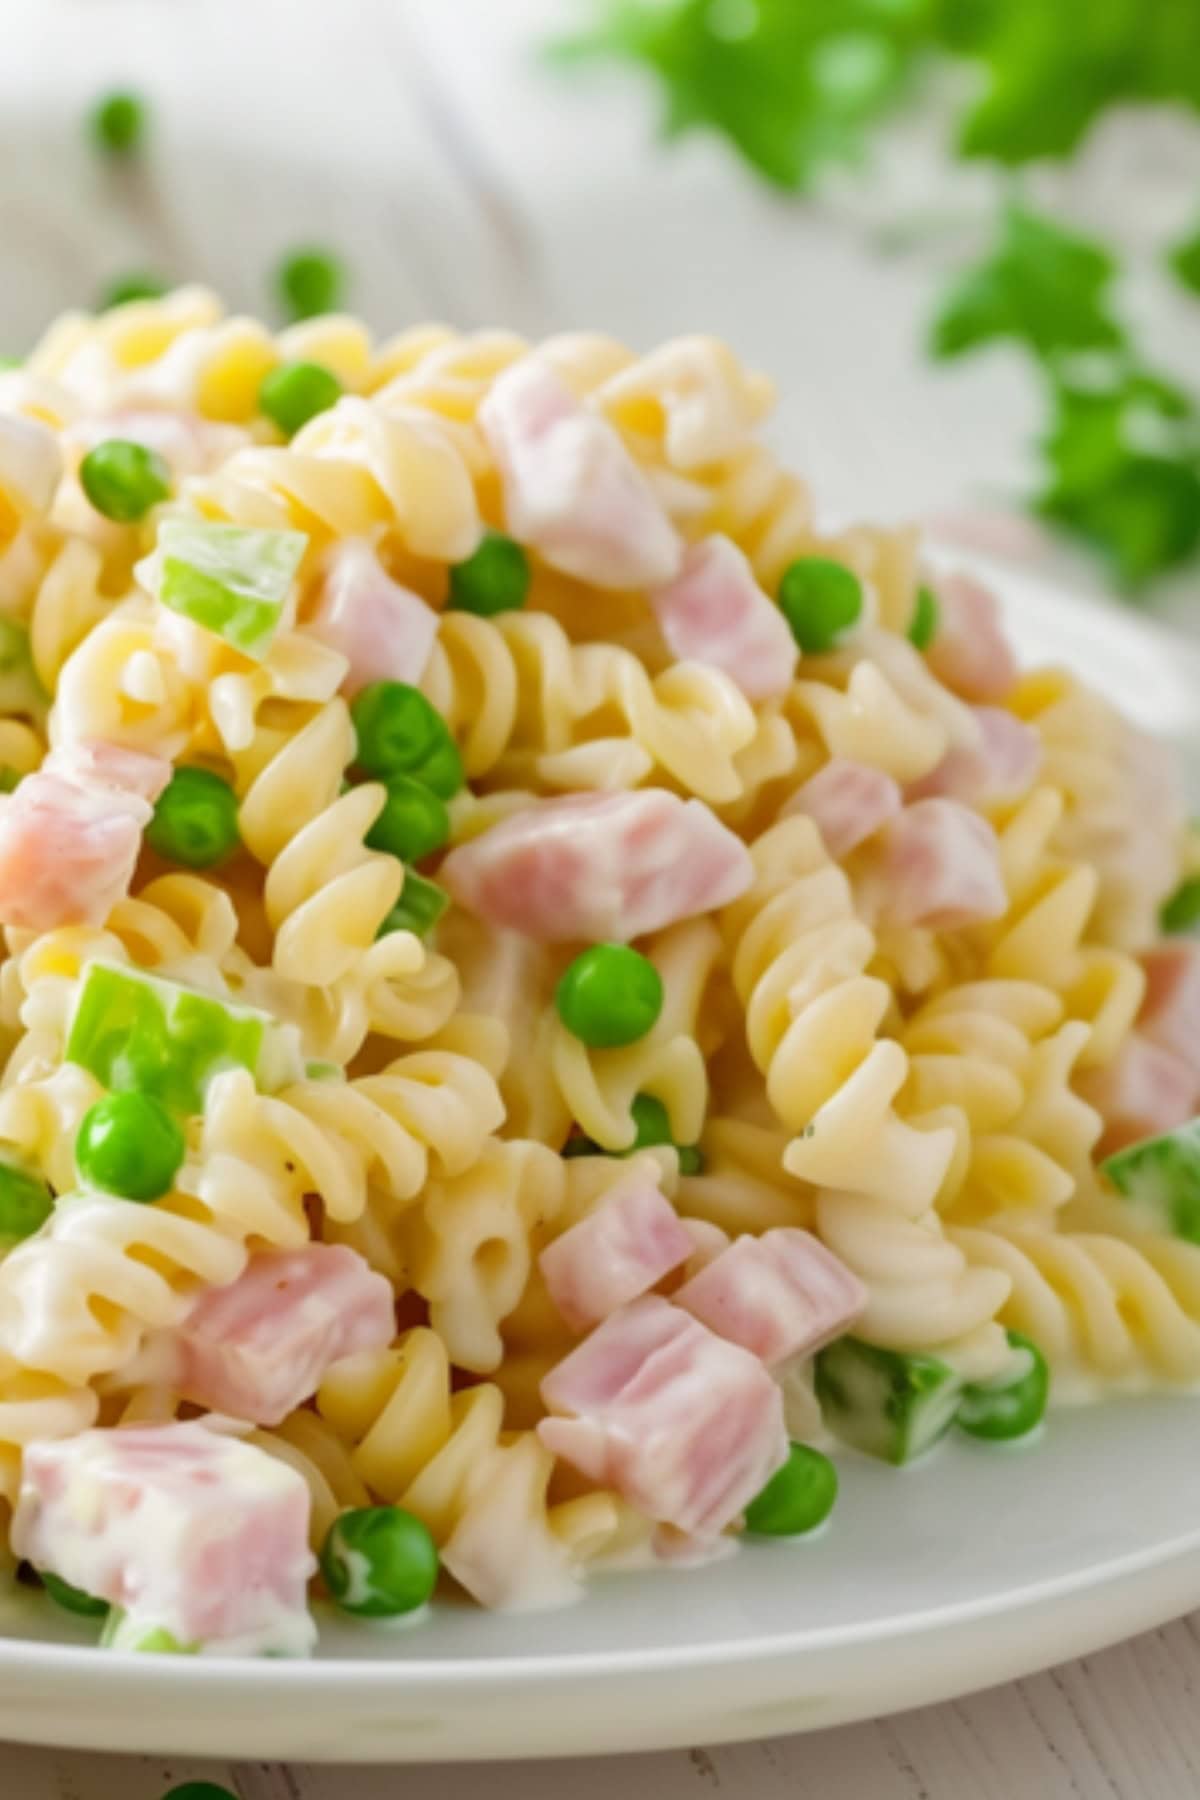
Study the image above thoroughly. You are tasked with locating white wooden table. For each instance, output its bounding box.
[3,2,1200,1794]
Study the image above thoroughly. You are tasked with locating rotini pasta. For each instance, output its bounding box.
[0,290,1194,1653]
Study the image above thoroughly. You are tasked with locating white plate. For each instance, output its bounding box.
[2,563,1200,1763]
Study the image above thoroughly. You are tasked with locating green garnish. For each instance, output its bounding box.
[1161,878,1200,935]
[41,1572,109,1618]
[376,870,450,941]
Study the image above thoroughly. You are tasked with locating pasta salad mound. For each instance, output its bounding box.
[0,286,1194,1654]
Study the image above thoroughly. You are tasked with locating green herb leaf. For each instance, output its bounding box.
[550,0,932,193]
[930,206,1123,361]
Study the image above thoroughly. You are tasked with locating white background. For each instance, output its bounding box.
[3,2,1200,1793]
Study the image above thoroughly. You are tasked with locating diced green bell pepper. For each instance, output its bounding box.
[815,1336,964,1464]
[65,961,302,1117]
[1103,1117,1200,1244]
[138,519,307,660]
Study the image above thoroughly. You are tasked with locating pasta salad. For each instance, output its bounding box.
[0,287,1195,1655]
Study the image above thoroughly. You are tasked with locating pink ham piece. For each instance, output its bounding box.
[925,571,1019,702]
[11,1421,317,1654]
[648,536,796,700]
[1138,943,1200,1083]
[0,740,170,931]
[780,758,902,858]
[539,1172,693,1333]
[673,1228,865,1366]
[164,1244,396,1427]
[908,707,1041,808]
[440,788,753,943]
[880,798,1006,930]
[539,1294,788,1539]
[306,539,438,694]
[479,358,682,590]
[1079,1033,1199,1155]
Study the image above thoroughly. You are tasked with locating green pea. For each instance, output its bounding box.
[41,1571,109,1617]
[908,583,939,651]
[98,273,169,311]
[276,248,345,322]
[744,1443,838,1537]
[448,530,531,616]
[163,1786,239,1800]
[556,945,664,1049]
[351,681,463,796]
[1161,876,1200,935]
[777,557,863,654]
[320,1506,439,1617]
[0,1160,53,1249]
[957,1330,1049,1442]
[627,1093,705,1172]
[90,90,147,155]
[75,1091,185,1202]
[259,360,343,438]
[146,766,241,869]
[376,869,450,940]
[80,439,171,523]
[366,775,451,863]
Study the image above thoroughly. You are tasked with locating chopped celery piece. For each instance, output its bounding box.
[138,520,307,660]
[815,1336,964,1465]
[1103,1118,1200,1244]
[100,1608,196,1653]
[65,961,302,1116]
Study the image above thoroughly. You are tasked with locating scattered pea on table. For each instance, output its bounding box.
[556,944,664,1048]
[276,247,345,321]
[89,88,147,155]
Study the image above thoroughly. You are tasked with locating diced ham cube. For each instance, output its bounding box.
[925,571,1019,702]
[1079,1033,1200,1154]
[673,1228,865,1366]
[12,1421,316,1654]
[880,798,1006,929]
[306,538,438,694]
[538,1295,788,1539]
[440,788,753,943]
[479,358,682,589]
[908,707,1041,808]
[165,1245,396,1426]
[648,536,796,700]
[0,739,170,931]
[43,740,172,805]
[1139,944,1200,1083]
[780,758,901,858]
[539,1172,693,1333]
